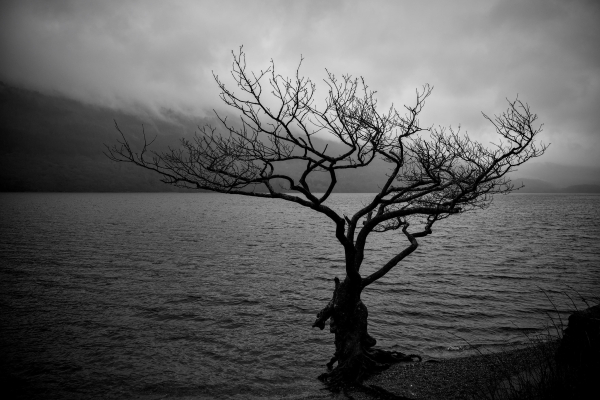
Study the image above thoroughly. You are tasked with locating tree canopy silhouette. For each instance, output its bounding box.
[106,48,546,388]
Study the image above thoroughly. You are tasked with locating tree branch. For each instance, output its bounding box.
[361,217,436,288]
[107,49,546,290]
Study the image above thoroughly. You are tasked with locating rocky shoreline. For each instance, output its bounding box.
[338,303,599,399]
[344,342,559,400]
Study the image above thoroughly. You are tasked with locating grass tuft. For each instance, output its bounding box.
[470,291,599,400]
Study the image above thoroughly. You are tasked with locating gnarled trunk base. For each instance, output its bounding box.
[313,277,421,389]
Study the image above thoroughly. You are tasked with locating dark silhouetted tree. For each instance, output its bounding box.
[106,48,546,388]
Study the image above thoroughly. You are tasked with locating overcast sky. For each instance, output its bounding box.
[1,0,599,167]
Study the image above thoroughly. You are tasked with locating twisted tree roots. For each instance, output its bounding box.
[314,277,422,391]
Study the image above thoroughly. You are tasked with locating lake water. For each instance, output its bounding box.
[1,192,599,399]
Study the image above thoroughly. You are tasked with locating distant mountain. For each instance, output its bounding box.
[1,82,598,193]
[0,82,389,192]
[0,82,201,192]
[512,178,600,193]
[561,184,600,193]
[512,178,559,193]
[510,161,600,188]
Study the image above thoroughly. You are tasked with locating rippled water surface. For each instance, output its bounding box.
[1,193,599,399]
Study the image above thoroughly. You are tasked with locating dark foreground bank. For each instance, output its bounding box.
[321,339,592,400]
[359,344,554,399]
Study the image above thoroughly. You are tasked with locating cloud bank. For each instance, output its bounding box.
[1,0,599,166]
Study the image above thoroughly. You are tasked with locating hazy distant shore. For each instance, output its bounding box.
[2,83,600,193]
[513,179,600,194]
[1,186,600,193]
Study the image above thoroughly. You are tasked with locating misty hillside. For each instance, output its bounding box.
[511,178,558,193]
[512,178,600,194]
[0,82,391,192]
[0,83,196,192]
[1,83,599,193]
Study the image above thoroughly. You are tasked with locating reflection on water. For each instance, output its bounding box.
[0,193,598,399]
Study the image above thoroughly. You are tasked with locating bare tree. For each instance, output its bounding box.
[106,48,546,387]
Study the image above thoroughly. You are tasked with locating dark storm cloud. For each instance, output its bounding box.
[1,0,599,166]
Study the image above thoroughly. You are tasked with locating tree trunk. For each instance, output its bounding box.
[327,277,374,381]
[313,277,420,388]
